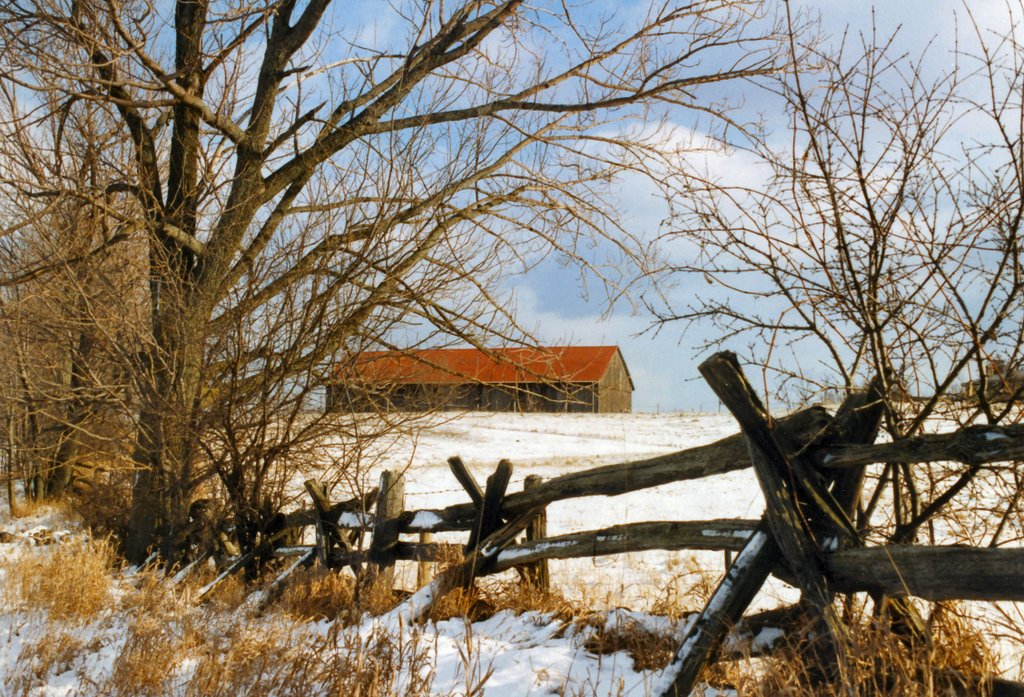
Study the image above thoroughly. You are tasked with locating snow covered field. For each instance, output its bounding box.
[342,411,788,609]
[0,410,1019,695]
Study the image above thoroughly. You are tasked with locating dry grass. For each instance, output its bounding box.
[92,565,438,696]
[417,545,582,624]
[580,606,1005,696]
[185,620,436,697]
[426,576,582,624]
[6,495,63,520]
[276,566,356,622]
[5,535,116,622]
[584,617,679,672]
[105,615,188,696]
[355,570,404,617]
[173,561,251,611]
[719,602,1004,696]
[97,571,205,696]
[647,557,721,620]
[202,573,250,611]
[5,631,87,696]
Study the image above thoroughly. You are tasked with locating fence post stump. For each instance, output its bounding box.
[417,531,433,587]
[523,475,549,592]
[366,470,406,591]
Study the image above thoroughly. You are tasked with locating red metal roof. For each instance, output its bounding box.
[347,346,630,387]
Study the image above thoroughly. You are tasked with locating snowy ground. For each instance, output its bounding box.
[331,411,791,610]
[1,410,1020,695]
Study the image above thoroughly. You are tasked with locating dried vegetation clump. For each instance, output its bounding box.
[6,631,88,696]
[719,603,1003,696]
[5,535,116,621]
[583,617,679,672]
[426,577,581,624]
[276,566,356,622]
[105,615,191,697]
[186,622,436,697]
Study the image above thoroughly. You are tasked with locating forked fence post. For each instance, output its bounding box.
[659,355,882,697]
[304,479,334,566]
[523,474,549,591]
[466,460,513,583]
[366,470,406,590]
[700,352,851,687]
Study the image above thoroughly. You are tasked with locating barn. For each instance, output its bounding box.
[327,346,634,414]
[962,359,1024,401]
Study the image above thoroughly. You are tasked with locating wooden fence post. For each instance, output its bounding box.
[367,470,406,589]
[467,460,512,551]
[417,531,433,587]
[466,460,512,584]
[523,474,549,591]
[698,352,851,689]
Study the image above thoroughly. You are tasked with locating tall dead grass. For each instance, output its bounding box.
[727,603,1002,696]
[276,566,356,621]
[581,598,1007,696]
[4,536,116,621]
[5,631,88,697]
[184,620,436,696]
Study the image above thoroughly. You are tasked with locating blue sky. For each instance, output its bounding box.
[506,0,1018,412]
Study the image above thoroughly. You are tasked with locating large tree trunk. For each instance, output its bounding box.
[125,369,202,562]
[125,266,207,564]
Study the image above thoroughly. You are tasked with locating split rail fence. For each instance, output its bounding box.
[190,352,1024,696]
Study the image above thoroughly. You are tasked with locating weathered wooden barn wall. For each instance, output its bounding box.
[597,352,633,413]
[334,383,602,412]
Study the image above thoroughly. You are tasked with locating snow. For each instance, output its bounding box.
[409,510,444,530]
[2,410,1020,694]
[497,540,575,563]
[701,529,753,540]
[321,411,774,608]
[337,510,375,527]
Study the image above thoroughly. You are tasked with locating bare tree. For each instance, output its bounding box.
[0,0,783,562]
[659,8,1024,547]
[0,92,142,511]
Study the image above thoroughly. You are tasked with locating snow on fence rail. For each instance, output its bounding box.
[188,352,1024,697]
